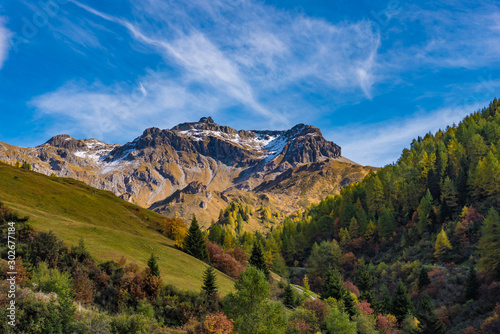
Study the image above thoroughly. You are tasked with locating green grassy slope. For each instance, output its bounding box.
[0,162,234,294]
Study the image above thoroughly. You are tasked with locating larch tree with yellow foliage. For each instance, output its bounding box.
[434,228,452,260]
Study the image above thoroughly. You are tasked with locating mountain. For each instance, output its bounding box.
[0,162,235,294]
[0,117,373,226]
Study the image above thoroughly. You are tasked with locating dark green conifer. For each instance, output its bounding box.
[147,253,160,277]
[417,293,446,334]
[357,259,374,303]
[321,267,344,300]
[392,280,414,323]
[283,283,296,307]
[184,215,208,261]
[418,267,431,290]
[464,262,479,301]
[202,265,218,297]
[249,242,269,280]
[58,288,76,333]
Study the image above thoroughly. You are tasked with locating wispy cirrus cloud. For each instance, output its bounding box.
[386,1,500,70]
[0,17,12,70]
[30,0,381,140]
[30,73,224,142]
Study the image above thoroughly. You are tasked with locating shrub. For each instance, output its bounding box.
[32,262,72,296]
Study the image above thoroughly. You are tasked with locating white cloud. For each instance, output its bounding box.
[0,17,12,70]
[31,75,223,143]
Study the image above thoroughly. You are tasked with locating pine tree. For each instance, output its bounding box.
[392,280,414,323]
[441,176,458,221]
[303,275,310,293]
[416,293,446,334]
[202,265,218,297]
[464,262,479,301]
[478,208,500,278]
[283,283,296,307]
[365,220,377,241]
[434,228,452,260]
[470,150,500,208]
[418,267,431,290]
[321,267,344,300]
[343,289,357,318]
[249,242,270,280]
[378,207,396,240]
[426,168,441,202]
[357,259,374,303]
[147,253,160,277]
[417,190,434,235]
[349,217,360,238]
[58,288,76,333]
[366,175,385,215]
[15,160,21,168]
[377,284,392,314]
[184,215,208,261]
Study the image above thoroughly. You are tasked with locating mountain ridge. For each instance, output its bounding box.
[0,117,372,226]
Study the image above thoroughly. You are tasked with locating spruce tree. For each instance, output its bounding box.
[378,207,396,240]
[426,168,441,202]
[478,208,500,278]
[184,215,208,261]
[357,259,374,303]
[343,289,357,318]
[418,267,431,290]
[392,280,414,323]
[417,293,446,334]
[440,176,458,221]
[366,175,384,214]
[465,262,479,301]
[202,265,218,297]
[417,190,434,235]
[147,253,160,277]
[283,283,296,307]
[58,288,76,333]
[377,284,392,314]
[321,267,344,300]
[249,242,269,280]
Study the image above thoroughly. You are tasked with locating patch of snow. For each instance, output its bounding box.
[177,129,281,152]
[263,135,289,163]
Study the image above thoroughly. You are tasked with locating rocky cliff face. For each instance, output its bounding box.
[0,117,365,224]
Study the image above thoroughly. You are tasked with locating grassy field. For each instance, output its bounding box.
[0,163,235,295]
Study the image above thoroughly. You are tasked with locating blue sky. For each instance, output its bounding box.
[0,0,499,166]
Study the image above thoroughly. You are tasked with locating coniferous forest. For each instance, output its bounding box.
[1,100,500,333]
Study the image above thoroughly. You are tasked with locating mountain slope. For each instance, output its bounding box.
[0,117,371,226]
[0,162,234,294]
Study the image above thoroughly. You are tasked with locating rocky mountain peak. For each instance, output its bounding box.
[199,116,215,124]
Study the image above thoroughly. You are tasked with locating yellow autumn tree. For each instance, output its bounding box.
[434,228,452,259]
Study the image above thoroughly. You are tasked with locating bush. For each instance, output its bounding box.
[32,262,72,296]
[73,310,112,334]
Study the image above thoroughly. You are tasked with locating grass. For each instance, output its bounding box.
[0,163,234,295]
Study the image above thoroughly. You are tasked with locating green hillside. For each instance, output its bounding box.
[0,162,234,295]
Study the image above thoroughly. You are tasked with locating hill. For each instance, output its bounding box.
[0,162,234,294]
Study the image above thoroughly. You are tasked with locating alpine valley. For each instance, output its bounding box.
[0,117,373,228]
